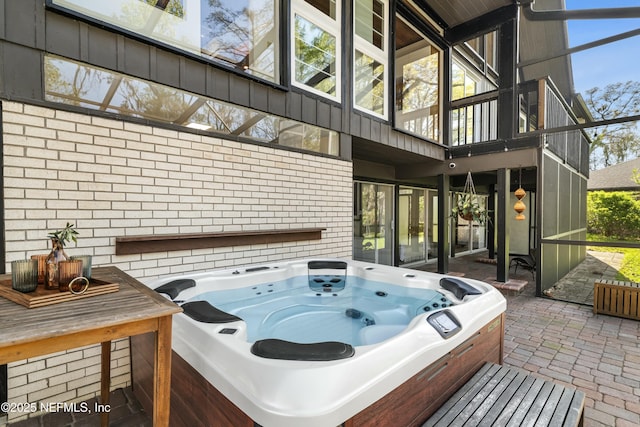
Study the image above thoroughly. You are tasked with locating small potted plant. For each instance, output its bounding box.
[45,223,79,289]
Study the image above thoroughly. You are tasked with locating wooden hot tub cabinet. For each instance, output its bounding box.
[131,313,504,427]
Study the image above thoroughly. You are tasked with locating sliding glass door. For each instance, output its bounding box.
[398,187,425,265]
[353,182,394,265]
[398,187,438,266]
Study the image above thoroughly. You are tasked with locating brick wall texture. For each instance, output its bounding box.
[2,100,353,421]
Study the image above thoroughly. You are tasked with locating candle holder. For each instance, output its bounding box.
[11,259,39,293]
[70,255,92,279]
[30,254,49,284]
[58,259,83,292]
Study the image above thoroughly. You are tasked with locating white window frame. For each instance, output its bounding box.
[290,0,342,102]
[353,0,388,120]
[394,15,443,142]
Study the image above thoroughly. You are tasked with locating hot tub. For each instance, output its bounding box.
[132,259,507,427]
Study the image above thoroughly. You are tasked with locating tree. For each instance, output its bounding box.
[584,81,640,170]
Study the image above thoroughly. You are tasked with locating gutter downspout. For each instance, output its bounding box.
[522,1,640,20]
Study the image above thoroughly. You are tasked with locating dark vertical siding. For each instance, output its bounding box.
[207,66,230,101]
[228,74,250,106]
[46,12,80,58]
[0,0,444,162]
[155,48,181,88]
[250,81,270,113]
[2,43,41,99]
[124,38,151,79]
[181,59,207,95]
[301,96,316,124]
[316,101,331,129]
[287,92,302,121]
[268,88,287,117]
[6,0,41,48]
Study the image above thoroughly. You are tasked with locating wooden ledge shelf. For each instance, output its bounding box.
[115,228,326,255]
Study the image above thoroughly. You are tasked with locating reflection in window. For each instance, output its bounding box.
[291,0,341,100]
[303,0,336,19]
[464,31,497,72]
[44,55,339,156]
[451,60,497,146]
[49,0,278,83]
[394,15,440,141]
[354,0,387,119]
[293,15,337,97]
[354,51,385,116]
[355,0,384,49]
[451,62,477,101]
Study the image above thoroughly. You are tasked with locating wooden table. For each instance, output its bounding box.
[0,266,182,426]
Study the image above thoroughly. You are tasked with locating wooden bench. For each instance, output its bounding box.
[593,279,640,320]
[423,363,585,427]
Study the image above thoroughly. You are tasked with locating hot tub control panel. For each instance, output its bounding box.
[427,310,461,339]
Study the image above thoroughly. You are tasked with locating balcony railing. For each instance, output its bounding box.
[450,90,499,146]
[450,78,590,174]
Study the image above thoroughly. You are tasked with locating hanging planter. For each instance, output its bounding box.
[451,172,491,225]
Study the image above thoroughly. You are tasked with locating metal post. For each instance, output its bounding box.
[437,174,450,274]
[497,168,510,282]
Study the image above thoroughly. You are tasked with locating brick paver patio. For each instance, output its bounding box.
[436,253,640,427]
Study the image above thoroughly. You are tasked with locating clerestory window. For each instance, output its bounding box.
[44,55,339,156]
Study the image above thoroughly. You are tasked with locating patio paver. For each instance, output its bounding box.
[428,253,640,427]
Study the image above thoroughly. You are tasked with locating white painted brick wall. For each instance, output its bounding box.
[2,101,353,422]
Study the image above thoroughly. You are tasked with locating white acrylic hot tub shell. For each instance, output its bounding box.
[148,259,507,427]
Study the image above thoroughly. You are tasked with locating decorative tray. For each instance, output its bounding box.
[0,278,119,308]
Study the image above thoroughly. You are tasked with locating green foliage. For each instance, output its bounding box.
[587,234,640,282]
[584,81,640,169]
[587,191,640,239]
[47,222,79,247]
[452,193,490,225]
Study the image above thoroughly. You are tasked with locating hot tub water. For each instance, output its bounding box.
[189,275,454,346]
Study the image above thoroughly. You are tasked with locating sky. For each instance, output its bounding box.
[564,0,640,95]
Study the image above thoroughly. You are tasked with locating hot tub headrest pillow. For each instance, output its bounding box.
[154,279,196,300]
[182,300,243,323]
[440,277,482,300]
[251,339,355,361]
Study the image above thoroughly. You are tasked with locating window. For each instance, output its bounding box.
[462,30,498,75]
[44,55,339,156]
[49,0,279,83]
[291,0,341,101]
[451,62,478,101]
[451,60,497,146]
[394,14,441,141]
[485,31,497,71]
[354,0,388,118]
